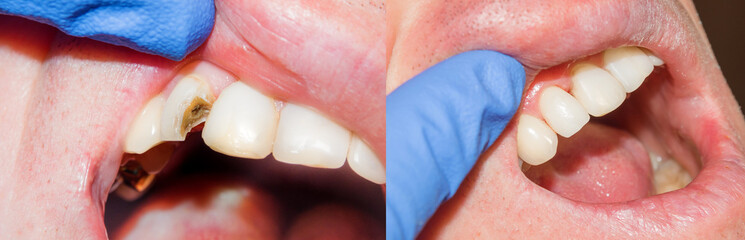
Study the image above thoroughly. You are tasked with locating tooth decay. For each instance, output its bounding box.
[518,46,662,166]
[160,75,215,141]
[119,61,383,192]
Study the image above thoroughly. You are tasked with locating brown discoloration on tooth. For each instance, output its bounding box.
[119,160,155,192]
[180,97,211,136]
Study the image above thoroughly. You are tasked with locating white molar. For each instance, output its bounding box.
[273,103,351,169]
[517,115,558,165]
[539,86,590,138]
[570,63,627,117]
[160,75,215,141]
[347,135,385,184]
[202,81,279,159]
[602,46,654,92]
[641,48,665,66]
[124,95,166,154]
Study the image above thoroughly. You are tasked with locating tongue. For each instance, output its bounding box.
[523,122,654,203]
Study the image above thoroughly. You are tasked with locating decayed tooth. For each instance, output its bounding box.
[116,160,156,201]
[640,48,665,66]
[570,63,626,117]
[202,82,279,159]
[160,75,215,141]
[273,103,351,168]
[539,86,590,138]
[347,135,385,184]
[123,95,166,154]
[602,46,654,92]
[517,115,558,165]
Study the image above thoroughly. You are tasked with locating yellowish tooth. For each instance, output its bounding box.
[123,95,166,154]
[160,75,215,141]
[347,135,385,184]
[202,81,279,159]
[272,104,351,169]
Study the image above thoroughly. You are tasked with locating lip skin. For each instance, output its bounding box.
[0,0,385,238]
[387,0,745,238]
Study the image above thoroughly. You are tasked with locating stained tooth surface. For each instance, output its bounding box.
[160,75,215,141]
[124,95,166,154]
[650,153,692,194]
[539,86,590,138]
[202,82,279,159]
[570,63,626,117]
[517,115,558,165]
[641,48,665,66]
[602,46,654,92]
[347,135,385,184]
[273,104,351,169]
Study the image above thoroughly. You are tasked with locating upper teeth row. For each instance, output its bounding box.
[122,62,385,184]
[517,46,663,166]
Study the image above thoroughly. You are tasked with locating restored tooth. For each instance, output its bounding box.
[202,82,279,159]
[123,95,166,154]
[273,103,351,168]
[517,115,558,165]
[539,86,590,138]
[602,46,655,92]
[640,48,665,66]
[347,135,385,184]
[160,75,215,141]
[570,63,626,117]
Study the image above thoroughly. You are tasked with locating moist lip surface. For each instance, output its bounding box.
[387,0,745,238]
[0,0,385,238]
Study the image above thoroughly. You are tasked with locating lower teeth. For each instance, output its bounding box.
[649,152,693,194]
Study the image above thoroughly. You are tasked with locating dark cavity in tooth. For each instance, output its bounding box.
[119,161,154,192]
[180,98,211,135]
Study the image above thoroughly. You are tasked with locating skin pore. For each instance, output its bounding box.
[388,0,745,238]
[0,0,384,238]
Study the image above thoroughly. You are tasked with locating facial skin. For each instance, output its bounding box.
[0,0,384,238]
[388,0,745,238]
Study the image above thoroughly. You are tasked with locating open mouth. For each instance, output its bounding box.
[387,0,745,238]
[0,0,385,238]
[103,61,385,238]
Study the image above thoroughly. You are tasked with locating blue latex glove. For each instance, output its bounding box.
[386,50,525,240]
[0,0,214,60]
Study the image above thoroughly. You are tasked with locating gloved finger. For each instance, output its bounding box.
[386,50,525,240]
[0,0,215,61]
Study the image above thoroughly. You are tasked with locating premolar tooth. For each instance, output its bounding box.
[273,104,351,168]
[202,81,279,159]
[539,86,589,138]
[123,95,166,154]
[602,46,654,92]
[115,160,156,201]
[347,135,385,184]
[570,63,626,117]
[160,75,215,141]
[517,115,558,165]
[640,48,665,66]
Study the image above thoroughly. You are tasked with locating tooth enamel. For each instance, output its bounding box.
[640,48,665,66]
[602,46,655,92]
[517,114,558,165]
[123,95,166,154]
[570,63,627,117]
[160,75,215,141]
[202,82,279,159]
[347,135,385,184]
[272,103,351,168]
[539,86,590,138]
[654,159,692,194]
